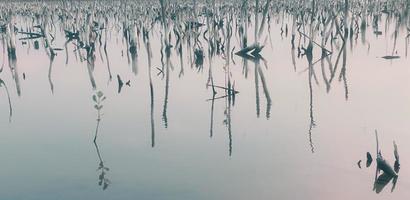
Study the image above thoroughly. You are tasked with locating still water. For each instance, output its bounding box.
[1,2,410,200]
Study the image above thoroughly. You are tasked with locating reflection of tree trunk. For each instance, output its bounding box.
[320,52,330,92]
[242,58,249,78]
[87,51,97,90]
[145,35,155,147]
[162,57,169,128]
[6,22,20,97]
[128,24,138,75]
[224,59,233,156]
[291,16,297,71]
[48,54,55,93]
[64,40,69,65]
[254,0,259,42]
[291,40,297,71]
[130,46,138,75]
[178,46,184,77]
[84,13,97,89]
[338,21,349,100]
[207,55,216,94]
[209,94,215,138]
[150,78,155,147]
[104,42,112,81]
[149,70,155,147]
[225,89,232,157]
[8,47,21,97]
[0,79,13,122]
[159,0,170,129]
[256,62,272,119]
[340,41,349,100]
[93,118,101,143]
[1,37,5,73]
[98,34,104,64]
[307,42,315,153]
[254,63,260,118]
[228,102,232,157]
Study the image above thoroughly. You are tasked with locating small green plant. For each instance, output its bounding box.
[92,91,106,143]
[92,91,106,121]
[91,90,110,190]
[97,161,111,190]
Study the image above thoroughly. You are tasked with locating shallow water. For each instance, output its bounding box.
[1,4,410,200]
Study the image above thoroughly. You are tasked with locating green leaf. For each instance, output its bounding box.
[94,105,99,110]
[92,95,97,102]
[97,91,104,98]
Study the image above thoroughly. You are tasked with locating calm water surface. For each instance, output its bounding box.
[1,7,410,200]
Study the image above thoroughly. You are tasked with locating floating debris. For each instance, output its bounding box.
[381,55,400,59]
[235,43,264,57]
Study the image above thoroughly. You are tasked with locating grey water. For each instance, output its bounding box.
[1,1,410,199]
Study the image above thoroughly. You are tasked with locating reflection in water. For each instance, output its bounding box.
[0,78,12,122]
[209,94,215,138]
[117,75,123,93]
[38,19,57,94]
[366,152,373,168]
[359,131,401,194]
[293,0,357,152]
[103,23,113,82]
[85,29,97,90]
[0,0,408,135]
[94,138,111,190]
[0,2,409,197]
[92,91,106,142]
[305,41,316,154]
[6,22,21,97]
[160,0,171,129]
[47,52,55,93]
[255,60,272,119]
[143,25,156,148]
[373,172,398,194]
[1,35,4,73]
[162,48,170,128]
[255,61,260,118]
[373,153,399,194]
[91,91,111,190]
[126,21,138,76]
[223,61,234,156]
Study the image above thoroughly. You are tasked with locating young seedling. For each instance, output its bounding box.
[92,91,106,142]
